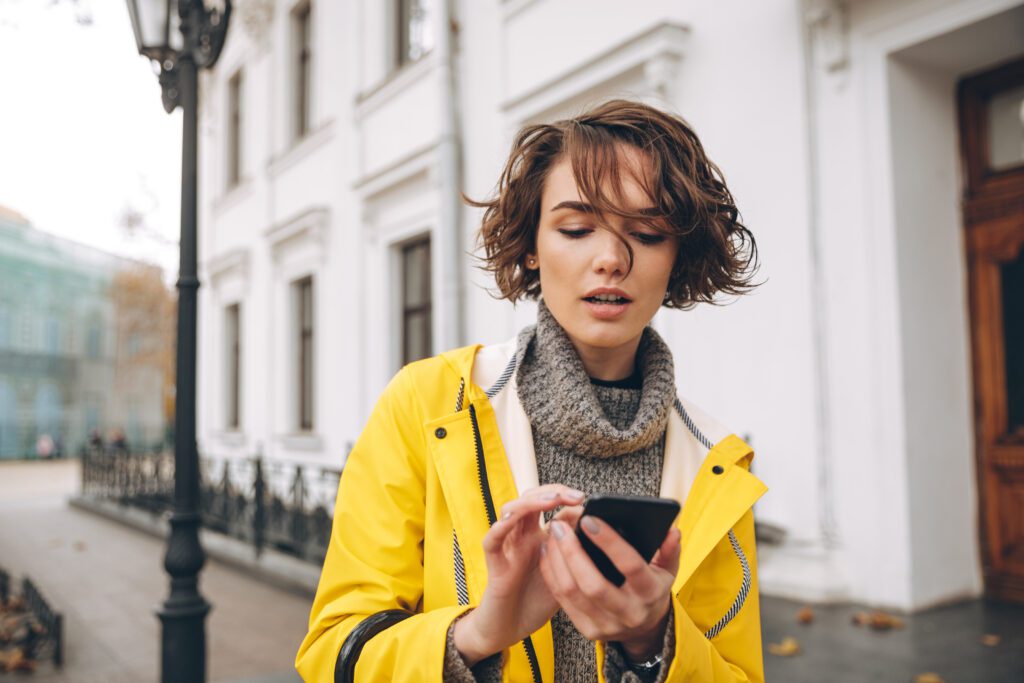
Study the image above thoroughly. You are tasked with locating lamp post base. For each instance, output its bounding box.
[158,510,211,683]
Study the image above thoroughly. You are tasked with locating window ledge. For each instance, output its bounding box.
[213,177,255,216]
[354,51,436,123]
[264,206,330,262]
[267,118,335,180]
[206,247,250,284]
[215,430,247,448]
[277,433,323,452]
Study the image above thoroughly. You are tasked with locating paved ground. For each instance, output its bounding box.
[761,595,1024,682]
[0,460,307,683]
[2,459,1022,682]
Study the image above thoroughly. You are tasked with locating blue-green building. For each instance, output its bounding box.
[0,205,166,458]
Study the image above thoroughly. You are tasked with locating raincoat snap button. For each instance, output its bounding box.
[434,427,447,439]
[712,465,724,475]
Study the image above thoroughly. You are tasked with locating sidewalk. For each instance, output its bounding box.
[3,459,1021,682]
[761,595,1024,682]
[0,460,308,683]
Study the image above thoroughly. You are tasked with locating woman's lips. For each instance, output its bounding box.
[582,298,630,320]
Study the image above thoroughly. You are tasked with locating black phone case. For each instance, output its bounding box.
[575,494,681,587]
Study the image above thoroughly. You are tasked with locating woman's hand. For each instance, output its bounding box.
[454,484,586,665]
[539,511,682,662]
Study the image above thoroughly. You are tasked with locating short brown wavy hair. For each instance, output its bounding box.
[468,99,759,309]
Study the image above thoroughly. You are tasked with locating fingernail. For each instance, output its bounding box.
[551,521,565,540]
[501,509,512,521]
[581,516,600,535]
[565,489,585,501]
[541,492,557,501]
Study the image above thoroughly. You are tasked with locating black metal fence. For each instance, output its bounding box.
[21,578,63,667]
[0,566,63,669]
[80,448,342,565]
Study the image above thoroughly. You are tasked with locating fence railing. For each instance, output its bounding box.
[81,448,342,565]
[0,566,63,669]
[21,578,63,667]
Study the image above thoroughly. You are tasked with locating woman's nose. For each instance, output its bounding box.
[591,231,629,276]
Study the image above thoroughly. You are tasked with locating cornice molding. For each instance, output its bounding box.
[264,206,330,262]
[206,247,250,284]
[502,21,689,123]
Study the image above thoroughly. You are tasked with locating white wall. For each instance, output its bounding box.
[798,0,1022,610]
[194,0,1023,610]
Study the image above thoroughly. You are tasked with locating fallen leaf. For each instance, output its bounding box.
[868,611,904,631]
[981,633,1001,646]
[0,647,30,673]
[768,636,800,656]
[914,673,945,683]
[796,607,814,624]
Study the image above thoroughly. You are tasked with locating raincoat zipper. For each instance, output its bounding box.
[468,403,542,683]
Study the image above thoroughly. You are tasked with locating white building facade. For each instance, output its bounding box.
[196,0,1024,612]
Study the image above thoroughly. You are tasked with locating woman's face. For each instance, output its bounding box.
[526,147,678,359]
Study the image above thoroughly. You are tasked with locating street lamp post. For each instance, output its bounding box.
[125,2,230,681]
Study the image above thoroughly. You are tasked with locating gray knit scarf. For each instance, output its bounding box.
[513,299,677,458]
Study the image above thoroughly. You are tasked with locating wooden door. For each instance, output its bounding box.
[959,56,1024,604]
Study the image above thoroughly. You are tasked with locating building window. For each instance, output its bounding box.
[292,1,312,141]
[0,307,9,349]
[45,317,60,355]
[225,303,241,430]
[396,0,434,68]
[126,332,141,358]
[401,237,431,365]
[86,319,102,359]
[294,276,314,431]
[226,68,243,188]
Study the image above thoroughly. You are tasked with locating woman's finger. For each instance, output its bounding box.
[552,504,584,528]
[498,485,585,523]
[541,531,615,641]
[576,516,659,596]
[483,501,543,552]
[650,526,681,576]
[548,520,631,612]
[540,527,584,605]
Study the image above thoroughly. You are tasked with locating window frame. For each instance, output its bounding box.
[225,302,241,430]
[291,1,313,141]
[226,68,243,189]
[294,276,315,432]
[395,0,434,70]
[400,236,432,366]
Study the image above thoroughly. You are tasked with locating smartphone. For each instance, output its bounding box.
[575,494,681,587]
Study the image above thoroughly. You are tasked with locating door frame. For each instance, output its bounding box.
[958,55,1024,603]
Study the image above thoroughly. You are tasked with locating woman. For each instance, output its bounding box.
[296,100,766,682]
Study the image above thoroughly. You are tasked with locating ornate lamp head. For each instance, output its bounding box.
[126,0,232,112]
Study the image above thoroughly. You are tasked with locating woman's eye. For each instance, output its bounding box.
[633,232,667,245]
[557,228,591,239]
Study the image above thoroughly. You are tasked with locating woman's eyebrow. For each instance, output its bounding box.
[550,200,596,213]
[549,200,660,216]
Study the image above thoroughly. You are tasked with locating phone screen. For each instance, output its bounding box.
[575,494,680,586]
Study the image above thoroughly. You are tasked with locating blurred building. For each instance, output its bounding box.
[195,0,1024,611]
[0,205,171,458]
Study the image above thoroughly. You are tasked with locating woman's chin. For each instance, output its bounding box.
[566,321,643,352]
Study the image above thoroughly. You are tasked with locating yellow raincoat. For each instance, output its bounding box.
[296,338,768,682]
